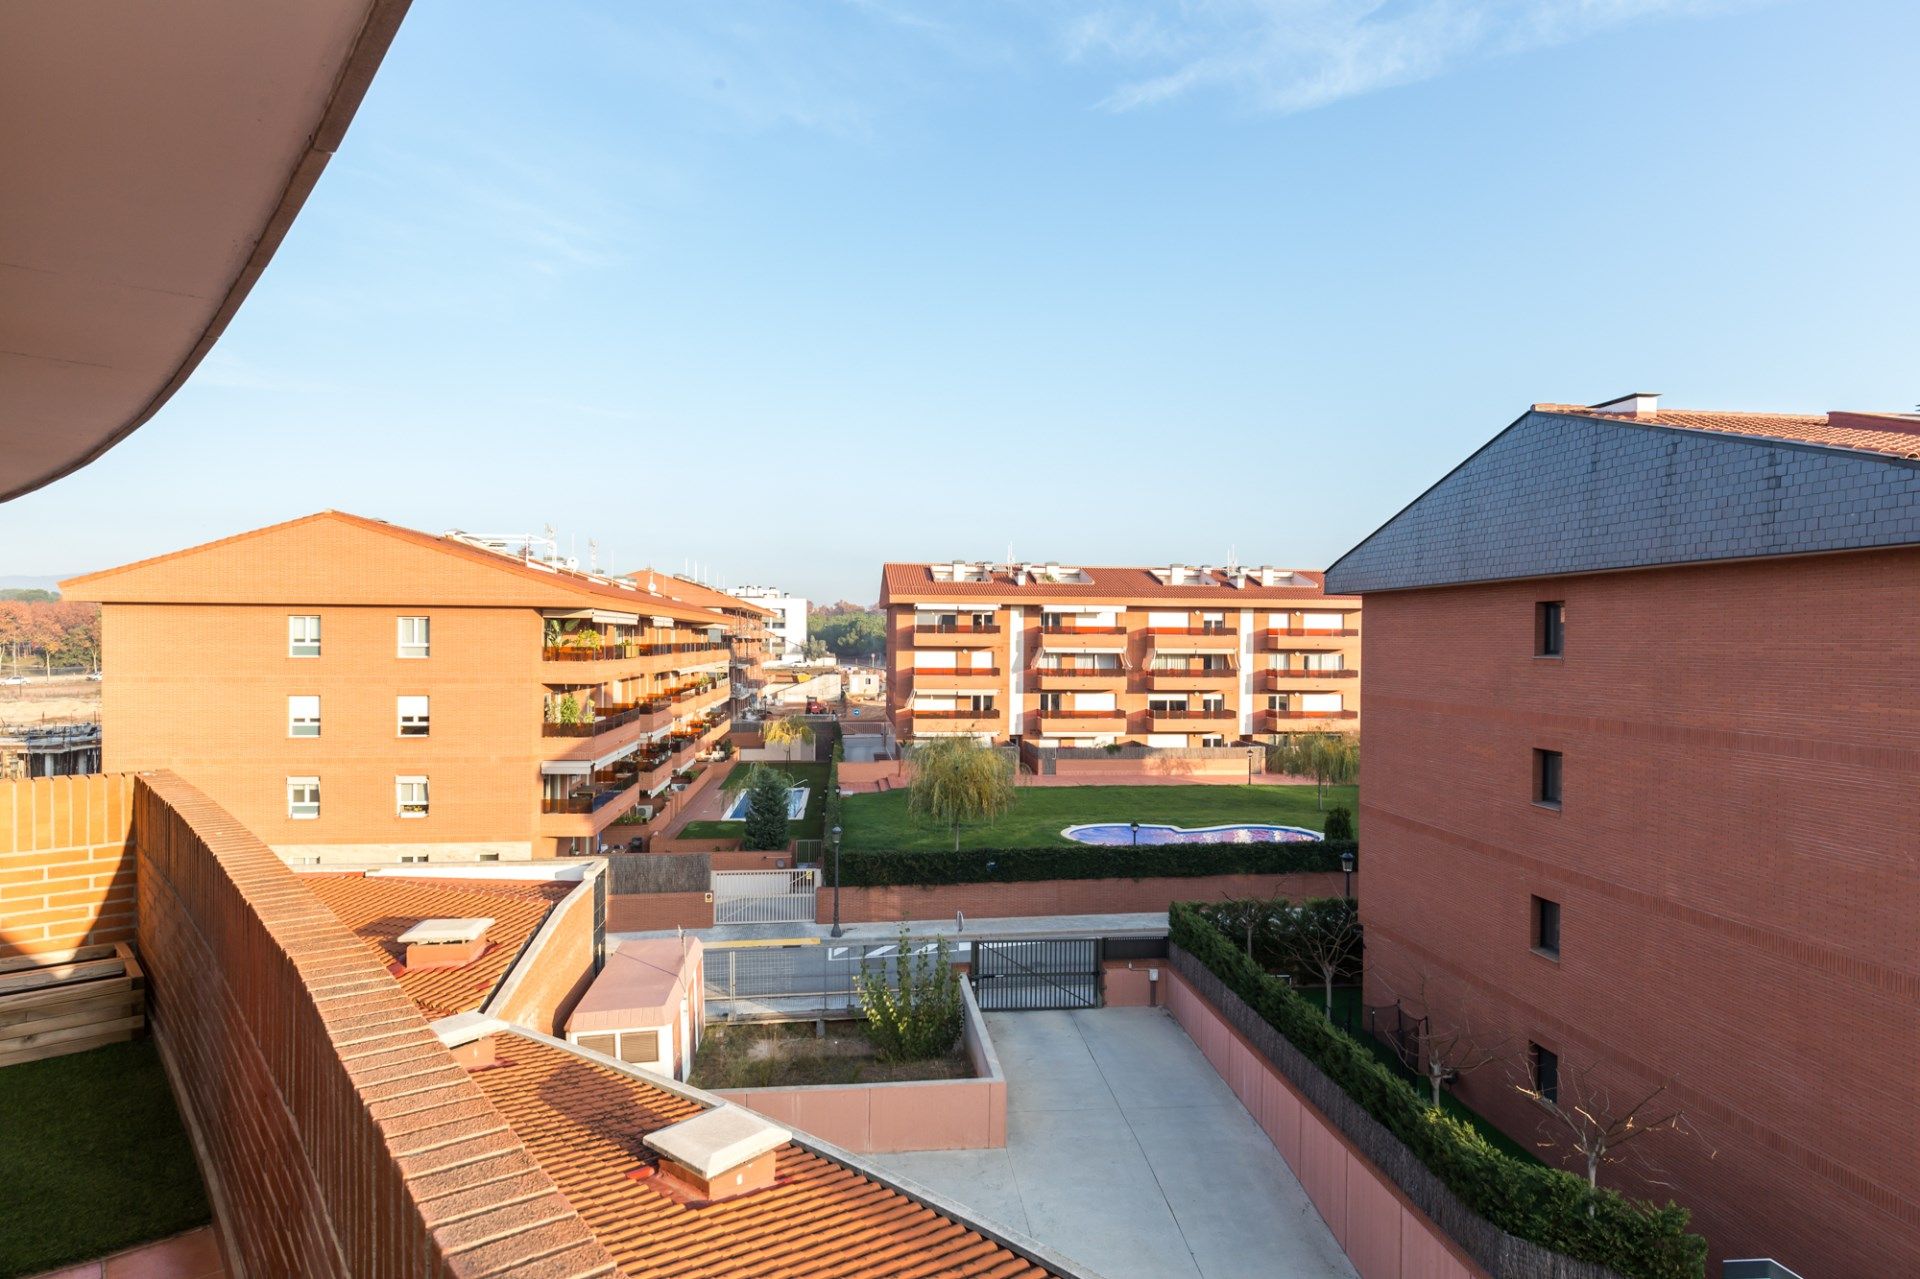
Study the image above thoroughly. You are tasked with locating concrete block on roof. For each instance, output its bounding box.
[645,1105,792,1179]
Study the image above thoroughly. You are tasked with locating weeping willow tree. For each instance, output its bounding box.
[1266,730,1359,810]
[907,737,1016,850]
[762,714,816,752]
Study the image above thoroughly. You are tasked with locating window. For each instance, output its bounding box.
[397,615,431,658]
[1536,601,1565,657]
[397,695,430,737]
[396,776,429,818]
[617,1030,661,1063]
[478,853,500,863]
[399,854,428,864]
[288,695,321,737]
[1530,1043,1559,1105]
[289,615,321,658]
[577,1032,616,1057]
[287,777,320,820]
[1532,896,1561,958]
[1534,749,1562,808]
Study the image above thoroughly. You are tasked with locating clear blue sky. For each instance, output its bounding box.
[7,0,1917,603]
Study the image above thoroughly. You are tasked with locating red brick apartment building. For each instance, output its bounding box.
[61,512,771,865]
[881,561,1362,747]
[1326,394,1920,1277]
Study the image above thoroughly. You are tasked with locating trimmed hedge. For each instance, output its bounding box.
[1171,903,1705,1279]
[836,839,1350,887]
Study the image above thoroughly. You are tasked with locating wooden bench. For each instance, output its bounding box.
[0,942,147,1067]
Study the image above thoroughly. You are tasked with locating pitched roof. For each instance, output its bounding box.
[880,563,1353,606]
[470,1032,1069,1279]
[1533,404,1920,461]
[1327,400,1920,595]
[625,570,775,619]
[61,511,723,624]
[300,873,574,1020]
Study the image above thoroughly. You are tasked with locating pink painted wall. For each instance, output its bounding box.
[1103,960,1157,1007]
[1165,970,1489,1279]
[714,1075,1006,1154]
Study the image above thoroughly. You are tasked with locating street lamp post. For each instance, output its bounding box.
[1247,746,1257,786]
[829,823,845,938]
[1130,820,1140,847]
[1340,848,1356,900]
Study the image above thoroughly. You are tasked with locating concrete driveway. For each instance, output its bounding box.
[876,1007,1356,1279]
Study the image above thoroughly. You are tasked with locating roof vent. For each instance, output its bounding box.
[1588,391,1660,419]
[396,917,493,971]
[643,1105,791,1203]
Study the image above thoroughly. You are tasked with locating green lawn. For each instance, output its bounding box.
[0,1038,211,1278]
[678,761,828,842]
[840,782,1356,851]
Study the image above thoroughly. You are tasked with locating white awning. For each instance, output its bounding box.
[539,739,641,777]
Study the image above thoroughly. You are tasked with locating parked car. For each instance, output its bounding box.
[805,698,825,714]
[0,676,28,686]
[86,672,103,681]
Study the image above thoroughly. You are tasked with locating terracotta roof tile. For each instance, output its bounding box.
[471,1034,1063,1279]
[625,570,776,619]
[880,563,1353,606]
[300,875,573,1020]
[1534,404,1920,461]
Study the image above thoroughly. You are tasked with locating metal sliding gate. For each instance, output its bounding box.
[969,938,1102,1010]
[710,869,818,925]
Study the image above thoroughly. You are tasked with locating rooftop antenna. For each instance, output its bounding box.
[588,539,599,573]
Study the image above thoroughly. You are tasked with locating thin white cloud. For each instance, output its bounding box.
[1061,0,1766,113]
[192,350,337,394]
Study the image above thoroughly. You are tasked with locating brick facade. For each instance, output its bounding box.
[0,773,135,959]
[1359,550,1920,1275]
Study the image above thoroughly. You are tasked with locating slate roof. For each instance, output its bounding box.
[880,563,1351,606]
[470,1032,1068,1279]
[1326,402,1920,595]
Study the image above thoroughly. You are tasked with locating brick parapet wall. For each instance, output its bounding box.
[0,774,136,958]
[132,771,618,1278]
[820,871,1345,925]
[490,871,601,1036]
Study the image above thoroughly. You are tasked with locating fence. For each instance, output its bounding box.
[969,939,1102,1010]
[710,868,819,925]
[605,852,710,896]
[704,938,931,1021]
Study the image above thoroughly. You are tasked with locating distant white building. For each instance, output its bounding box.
[726,585,808,664]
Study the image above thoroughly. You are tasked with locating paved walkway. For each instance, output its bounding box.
[876,1008,1355,1279]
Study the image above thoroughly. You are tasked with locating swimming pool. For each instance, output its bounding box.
[720,786,810,821]
[1061,821,1321,846]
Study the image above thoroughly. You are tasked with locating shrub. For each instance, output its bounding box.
[1323,804,1355,842]
[741,766,793,851]
[837,839,1352,887]
[857,930,964,1061]
[1170,903,1705,1279]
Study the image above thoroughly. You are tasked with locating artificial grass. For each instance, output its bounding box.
[0,1038,211,1279]
[839,782,1357,852]
[679,762,829,842]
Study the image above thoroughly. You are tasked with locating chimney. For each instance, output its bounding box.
[1588,391,1661,420]
[643,1106,791,1204]
[396,917,493,971]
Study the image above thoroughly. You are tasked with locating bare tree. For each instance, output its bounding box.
[1515,1060,1699,1191]
[1273,897,1362,1016]
[1374,967,1512,1109]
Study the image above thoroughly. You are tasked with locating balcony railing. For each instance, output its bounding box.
[911,707,1000,719]
[1147,664,1237,677]
[540,699,670,737]
[1266,666,1357,679]
[1151,708,1236,720]
[1038,625,1124,635]
[1265,709,1358,721]
[1145,626,1237,636]
[913,623,1001,634]
[1034,708,1126,720]
[1263,627,1359,638]
[542,640,647,662]
[909,666,1001,677]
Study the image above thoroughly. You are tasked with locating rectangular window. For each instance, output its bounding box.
[577,1032,616,1057]
[288,615,321,658]
[478,853,501,862]
[1537,601,1565,657]
[399,854,428,864]
[288,695,321,737]
[1530,1043,1559,1105]
[1534,749,1562,808]
[287,777,320,820]
[617,1030,661,1064]
[1533,896,1561,958]
[396,775,429,818]
[397,615,431,658]
[397,695,430,737]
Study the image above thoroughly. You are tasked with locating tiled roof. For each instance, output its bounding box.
[626,570,776,619]
[880,563,1352,605]
[471,1033,1064,1279]
[300,874,573,1019]
[1534,404,1920,461]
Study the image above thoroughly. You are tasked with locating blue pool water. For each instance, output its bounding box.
[721,786,810,821]
[1062,821,1321,846]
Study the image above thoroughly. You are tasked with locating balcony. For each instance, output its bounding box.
[1262,667,1356,690]
[540,698,672,738]
[1145,664,1237,691]
[912,623,1002,647]
[1028,708,1127,736]
[1144,627,1239,651]
[1035,627,1127,653]
[1263,627,1358,649]
[1261,708,1358,730]
[542,638,648,663]
[909,707,1002,735]
[909,665,1002,689]
[1028,665,1127,690]
[1147,707,1237,734]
